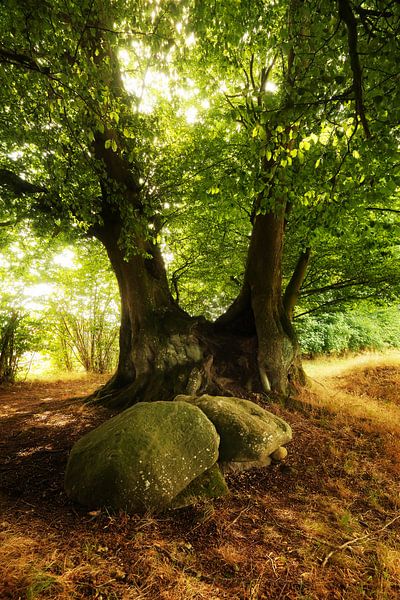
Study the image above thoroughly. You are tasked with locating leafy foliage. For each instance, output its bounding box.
[45,241,119,374]
[0,221,119,377]
[297,306,400,356]
[0,0,399,388]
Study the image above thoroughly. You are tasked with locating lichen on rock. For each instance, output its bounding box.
[174,394,292,469]
[65,401,220,513]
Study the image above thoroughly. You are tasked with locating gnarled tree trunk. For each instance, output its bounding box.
[216,208,306,399]
[90,192,305,409]
[89,201,204,408]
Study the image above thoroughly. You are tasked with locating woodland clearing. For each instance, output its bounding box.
[0,352,399,600]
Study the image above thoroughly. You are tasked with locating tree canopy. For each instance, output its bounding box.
[0,0,399,404]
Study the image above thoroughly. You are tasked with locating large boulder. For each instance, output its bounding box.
[174,394,292,467]
[65,401,220,513]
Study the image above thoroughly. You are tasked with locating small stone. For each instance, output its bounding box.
[271,446,288,462]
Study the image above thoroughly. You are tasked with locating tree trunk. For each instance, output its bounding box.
[88,110,305,408]
[89,202,204,408]
[217,208,306,399]
[89,194,306,408]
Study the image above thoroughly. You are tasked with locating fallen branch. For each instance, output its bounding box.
[322,512,400,567]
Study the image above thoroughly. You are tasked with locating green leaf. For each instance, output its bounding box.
[110,111,119,124]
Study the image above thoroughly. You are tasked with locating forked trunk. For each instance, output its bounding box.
[90,201,305,408]
[89,118,305,408]
[216,209,305,398]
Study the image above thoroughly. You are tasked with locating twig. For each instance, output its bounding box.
[322,512,400,567]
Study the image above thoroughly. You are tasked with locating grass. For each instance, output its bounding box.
[303,350,400,437]
[1,352,400,599]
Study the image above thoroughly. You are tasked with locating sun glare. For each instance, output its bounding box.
[185,32,196,47]
[53,249,77,268]
[21,283,56,311]
[185,106,198,124]
[265,81,278,93]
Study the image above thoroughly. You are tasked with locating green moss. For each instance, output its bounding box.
[171,463,229,509]
[65,401,220,513]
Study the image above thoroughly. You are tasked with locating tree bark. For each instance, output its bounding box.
[283,247,311,321]
[217,208,306,398]
[89,198,206,408]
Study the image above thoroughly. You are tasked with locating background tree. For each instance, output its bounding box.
[46,241,119,374]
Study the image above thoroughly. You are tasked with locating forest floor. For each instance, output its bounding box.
[0,352,399,600]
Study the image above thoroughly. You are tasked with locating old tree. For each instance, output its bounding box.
[0,0,399,407]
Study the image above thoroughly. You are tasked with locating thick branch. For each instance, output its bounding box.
[0,46,47,73]
[283,247,311,320]
[0,168,47,195]
[338,0,371,138]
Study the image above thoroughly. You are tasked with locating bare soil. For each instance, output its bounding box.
[0,363,399,600]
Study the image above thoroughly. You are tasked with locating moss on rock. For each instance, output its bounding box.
[171,463,229,509]
[65,401,219,513]
[175,394,292,463]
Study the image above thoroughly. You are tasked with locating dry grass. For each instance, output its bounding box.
[303,350,400,436]
[1,355,400,599]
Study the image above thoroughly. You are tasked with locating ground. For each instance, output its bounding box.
[0,354,399,600]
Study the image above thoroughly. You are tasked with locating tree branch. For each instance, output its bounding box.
[365,207,400,214]
[0,46,49,74]
[338,0,371,138]
[283,248,311,320]
[0,168,47,195]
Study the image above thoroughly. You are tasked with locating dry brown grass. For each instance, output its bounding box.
[1,356,400,599]
[303,351,400,435]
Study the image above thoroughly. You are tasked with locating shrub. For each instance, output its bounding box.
[296,306,400,357]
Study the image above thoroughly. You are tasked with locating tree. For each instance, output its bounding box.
[0,0,398,407]
[46,241,119,374]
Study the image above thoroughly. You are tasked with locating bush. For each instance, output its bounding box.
[296,306,400,357]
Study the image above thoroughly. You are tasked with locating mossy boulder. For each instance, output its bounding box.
[65,401,220,513]
[174,394,292,465]
[171,463,229,509]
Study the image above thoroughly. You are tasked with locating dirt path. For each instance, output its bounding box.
[1,367,399,599]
